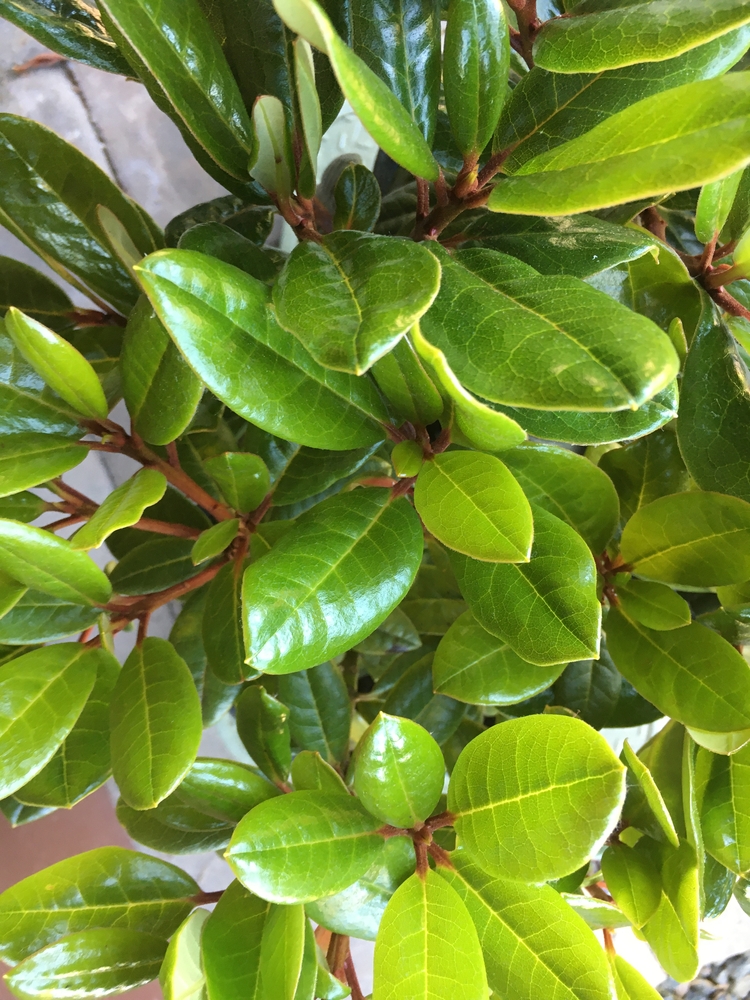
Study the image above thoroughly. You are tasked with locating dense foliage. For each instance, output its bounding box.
[2,0,750,997]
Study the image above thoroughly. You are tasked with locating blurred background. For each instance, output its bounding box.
[0,19,748,998]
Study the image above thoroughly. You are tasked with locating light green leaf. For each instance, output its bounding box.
[110,638,202,810]
[159,910,208,1000]
[419,245,678,412]
[15,650,119,809]
[610,953,663,1000]
[120,296,202,447]
[695,169,745,243]
[432,611,566,705]
[414,451,533,563]
[451,506,601,666]
[353,712,444,828]
[204,453,270,513]
[0,591,98,645]
[291,751,349,795]
[202,881,271,1000]
[174,758,280,824]
[560,893,631,931]
[0,571,26,619]
[5,309,108,420]
[534,0,750,74]
[71,469,167,551]
[640,841,700,983]
[0,520,111,606]
[192,520,241,565]
[235,686,291,785]
[601,842,661,928]
[606,608,750,734]
[0,491,45,524]
[294,39,322,199]
[620,491,750,587]
[98,0,255,181]
[373,869,488,1000]
[502,442,620,552]
[439,851,615,1000]
[136,250,390,450]
[225,791,384,903]
[243,489,422,674]
[699,742,750,875]
[621,738,680,848]
[488,76,750,217]
[5,928,167,998]
[273,232,441,375]
[447,714,625,881]
[277,661,351,765]
[0,644,99,800]
[249,96,292,198]
[616,579,691,631]
[273,0,440,180]
[0,846,198,964]
[258,904,305,1000]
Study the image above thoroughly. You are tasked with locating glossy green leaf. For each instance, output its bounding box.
[333,164,382,232]
[291,751,349,794]
[226,791,384,903]
[598,427,690,522]
[109,537,204,596]
[0,115,158,314]
[5,927,167,998]
[177,223,280,285]
[390,442,425,480]
[678,322,750,503]
[687,725,750,756]
[620,491,750,588]
[493,381,679,447]
[454,211,658,278]
[71,470,167,551]
[616,579,691,631]
[235,686,291,785]
[98,0,255,181]
[191,520,240,565]
[699,742,750,875]
[15,650,119,809]
[204,453,270,512]
[4,309,107,421]
[120,296,203,447]
[640,841,700,983]
[257,904,305,1000]
[432,611,565,705]
[0,521,111,606]
[202,561,249,685]
[175,758,280,824]
[0,433,83,497]
[373,869,487,1000]
[0,0,131,74]
[115,799,233,855]
[203,880,270,1000]
[496,29,750,173]
[451,506,600,666]
[502,443,619,552]
[274,0,439,180]
[488,76,750,217]
[414,451,533,563]
[601,842,661,928]
[561,893,631,930]
[164,196,274,248]
[371,335,443,428]
[0,591,98,645]
[273,232,440,375]
[277,662,350,764]
[306,835,414,941]
[443,0,509,155]
[419,245,678,412]
[439,851,615,1000]
[110,637,202,810]
[243,489,422,674]
[159,909,208,1000]
[534,0,750,74]
[0,846,198,964]
[552,649,625,730]
[610,954,663,1000]
[0,797,55,828]
[0,491,45,524]
[448,714,625,881]
[381,651,466,744]
[353,712,444,828]
[606,607,750,734]
[0,572,27,619]
[249,96,292,198]
[136,250,390,450]
[696,169,745,243]
[0,644,99,799]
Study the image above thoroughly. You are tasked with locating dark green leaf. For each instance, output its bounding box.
[175,758,280,824]
[599,427,690,523]
[235,686,291,785]
[178,223,280,284]
[0,492,45,523]
[109,537,205,596]
[110,638,202,810]
[277,662,350,764]
[0,257,73,331]
[165,196,274,248]
[419,245,678,411]
[381,651,466,743]
[243,489,422,674]
[226,791,384,902]
[448,714,625,881]
[202,561,252,684]
[371,335,443,428]
[451,506,600,666]
[0,797,55,828]
[333,164,381,232]
[0,591,98,644]
[553,649,625,729]
[0,846,197,964]
[273,232,441,374]
[136,250,390,450]
[115,799,232,854]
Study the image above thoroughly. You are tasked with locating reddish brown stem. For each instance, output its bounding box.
[166,441,181,470]
[136,613,151,646]
[602,927,616,954]
[709,286,750,321]
[327,934,350,983]
[46,514,86,532]
[427,841,454,869]
[700,231,720,273]
[640,206,668,244]
[78,626,95,644]
[415,841,429,878]
[425,810,456,831]
[416,177,431,219]
[344,953,366,1000]
[133,518,202,539]
[190,890,225,906]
